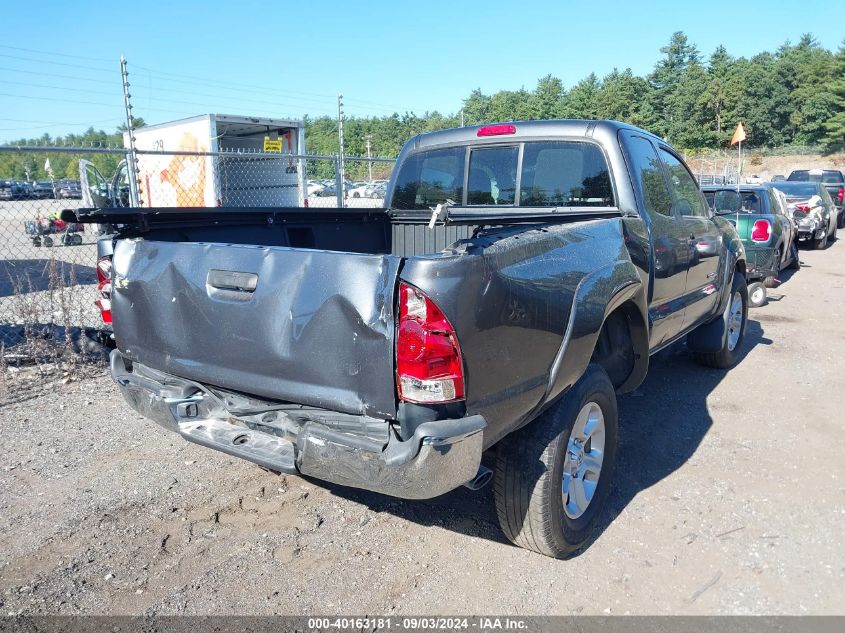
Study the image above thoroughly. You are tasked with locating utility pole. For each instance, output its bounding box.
[365,135,372,181]
[460,109,464,127]
[337,93,346,206]
[120,56,141,208]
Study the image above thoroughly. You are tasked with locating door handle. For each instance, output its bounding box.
[207,269,258,292]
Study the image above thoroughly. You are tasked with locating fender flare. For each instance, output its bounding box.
[527,258,649,423]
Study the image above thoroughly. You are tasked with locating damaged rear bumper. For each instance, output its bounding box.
[110,351,485,499]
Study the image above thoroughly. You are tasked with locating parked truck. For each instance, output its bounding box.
[64,120,748,558]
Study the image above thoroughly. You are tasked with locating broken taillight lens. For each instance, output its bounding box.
[95,256,112,324]
[396,282,464,403]
[96,280,112,324]
[96,256,112,284]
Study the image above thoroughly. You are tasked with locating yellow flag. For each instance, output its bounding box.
[730,122,746,146]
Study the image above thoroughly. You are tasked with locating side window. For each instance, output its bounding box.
[623,135,672,218]
[657,148,709,219]
[767,190,782,216]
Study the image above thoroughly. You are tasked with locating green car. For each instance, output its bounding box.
[702,185,800,307]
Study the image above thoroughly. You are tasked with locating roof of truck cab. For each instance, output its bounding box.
[408,119,660,150]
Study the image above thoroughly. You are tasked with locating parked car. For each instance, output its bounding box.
[702,185,799,307]
[787,169,845,224]
[306,180,326,197]
[769,181,838,249]
[65,120,748,558]
[58,180,82,199]
[0,180,28,200]
[315,183,337,197]
[32,181,55,199]
[346,182,371,198]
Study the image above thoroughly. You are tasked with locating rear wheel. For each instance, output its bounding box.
[748,281,767,308]
[494,364,618,558]
[43,236,53,247]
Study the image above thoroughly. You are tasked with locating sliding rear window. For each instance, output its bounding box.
[390,141,614,210]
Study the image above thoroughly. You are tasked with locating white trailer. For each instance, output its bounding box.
[125,114,306,208]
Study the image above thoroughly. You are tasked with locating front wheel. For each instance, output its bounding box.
[494,364,618,558]
[814,231,828,250]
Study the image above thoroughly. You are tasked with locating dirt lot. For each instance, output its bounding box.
[1,240,844,617]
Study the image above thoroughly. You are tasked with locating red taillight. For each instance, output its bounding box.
[396,282,464,403]
[96,279,112,324]
[95,256,112,323]
[477,124,516,137]
[751,219,771,242]
[795,204,810,213]
[838,187,844,203]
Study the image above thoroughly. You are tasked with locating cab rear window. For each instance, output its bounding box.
[390,141,614,210]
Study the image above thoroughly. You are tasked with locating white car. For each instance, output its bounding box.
[346,182,372,198]
[307,181,326,196]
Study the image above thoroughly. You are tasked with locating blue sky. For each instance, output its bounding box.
[1,0,843,142]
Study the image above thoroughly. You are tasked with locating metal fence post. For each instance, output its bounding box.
[120,56,141,208]
[335,155,343,208]
[337,94,346,207]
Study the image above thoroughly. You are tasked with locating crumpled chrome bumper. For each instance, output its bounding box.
[110,350,486,499]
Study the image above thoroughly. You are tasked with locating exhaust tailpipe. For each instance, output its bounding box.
[463,465,493,491]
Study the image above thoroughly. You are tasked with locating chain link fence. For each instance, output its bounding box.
[0,145,394,401]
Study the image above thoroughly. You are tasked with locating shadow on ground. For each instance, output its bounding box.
[0,259,96,298]
[320,319,771,551]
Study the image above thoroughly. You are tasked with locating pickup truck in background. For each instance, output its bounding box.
[64,120,748,558]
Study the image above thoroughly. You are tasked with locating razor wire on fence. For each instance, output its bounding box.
[0,144,395,400]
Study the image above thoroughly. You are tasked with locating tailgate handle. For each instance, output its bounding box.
[207,269,258,293]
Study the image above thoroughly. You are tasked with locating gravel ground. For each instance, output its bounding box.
[1,240,844,616]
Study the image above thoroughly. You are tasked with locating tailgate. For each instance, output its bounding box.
[110,239,402,419]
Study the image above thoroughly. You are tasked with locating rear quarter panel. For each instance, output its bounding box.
[399,217,647,447]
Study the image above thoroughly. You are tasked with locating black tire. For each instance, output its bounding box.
[838,210,845,230]
[494,364,618,558]
[788,241,801,270]
[748,281,767,308]
[814,231,828,250]
[690,272,748,369]
[43,236,53,247]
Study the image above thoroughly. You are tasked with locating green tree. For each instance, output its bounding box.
[821,41,845,151]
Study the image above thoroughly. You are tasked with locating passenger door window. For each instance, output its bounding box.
[623,135,672,218]
[657,148,709,219]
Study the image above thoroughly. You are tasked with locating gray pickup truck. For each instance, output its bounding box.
[65,120,747,558]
